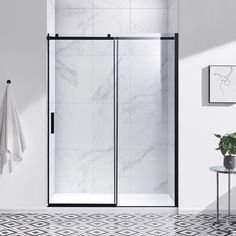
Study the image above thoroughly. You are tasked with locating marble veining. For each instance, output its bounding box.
[56,8,93,35]
[131,9,168,34]
[92,55,114,102]
[56,150,93,193]
[92,77,113,101]
[93,149,114,193]
[92,103,114,150]
[93,9,130,35]
[121,146,158,174]
[55,103,93,150]
[56,40,93,56]
[130,149,168,193]
[56,58,78,88]
[55,55,93,102]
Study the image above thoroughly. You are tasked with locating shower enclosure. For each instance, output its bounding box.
[48,34,178,207]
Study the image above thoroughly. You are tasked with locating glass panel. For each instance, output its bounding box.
[118,39,175,206]
[49,39,115,204]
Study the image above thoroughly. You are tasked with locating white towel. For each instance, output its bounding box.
[0,85,26,173]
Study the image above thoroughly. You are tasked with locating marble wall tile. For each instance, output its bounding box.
[49,151,56,197]
[131,9,168,33]
[130,149,168,193]
[56,9,92,35]
[130,102,166,150]
[93,9,130,35]
[161,41,169,91]
[92,55,114,102]
[118,41,131,56]
[168,142,175,198]
[118,102,131,150]
[93,103,114,150]
[55,55,93,102]
[93,40,130,57]
[55,103,92,150]
[130,56,161,103]
[55,151,93,193]
[93,149,114,193]
[93,40,113,56]
[56,0,92,9]
[167,40,175,198]
[56,40,93,56]
[93,0,130,9]
[49,41,56,103]
[118,56,130,102]
[160,40,169,146]
[131,0,168,9]
[118,151,131,193]
[130,40,161,56]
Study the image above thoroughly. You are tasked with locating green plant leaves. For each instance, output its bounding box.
[214,132,236,156]
[220,148,227,156]
[214,134,221,138]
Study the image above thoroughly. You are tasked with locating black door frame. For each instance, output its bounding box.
[47,34,179,207]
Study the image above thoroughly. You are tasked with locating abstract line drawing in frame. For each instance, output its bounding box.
[209,65,236,103]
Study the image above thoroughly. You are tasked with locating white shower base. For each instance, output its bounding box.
[51,193,114,204]
[50,193,174,206]
[118,194,174,206]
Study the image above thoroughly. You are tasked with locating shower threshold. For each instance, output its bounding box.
[50,193,174,206]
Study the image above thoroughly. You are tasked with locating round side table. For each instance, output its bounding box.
[210,166,236,232]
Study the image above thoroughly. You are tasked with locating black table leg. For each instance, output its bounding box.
[217,172,219,223]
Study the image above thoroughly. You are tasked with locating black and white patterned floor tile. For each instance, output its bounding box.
[0,213,235,236]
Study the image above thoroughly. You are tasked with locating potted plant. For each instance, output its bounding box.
[215,132,236,170]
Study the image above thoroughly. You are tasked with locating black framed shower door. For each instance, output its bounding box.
[47,34,178,207]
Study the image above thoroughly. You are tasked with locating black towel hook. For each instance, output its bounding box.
[7,80,11,84]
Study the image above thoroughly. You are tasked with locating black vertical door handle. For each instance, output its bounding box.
[51,112,54,134]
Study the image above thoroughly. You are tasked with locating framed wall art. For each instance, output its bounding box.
[209,65,236,103]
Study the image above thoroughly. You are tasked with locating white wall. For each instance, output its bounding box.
[179,0,236,211]
[0,0,47,208]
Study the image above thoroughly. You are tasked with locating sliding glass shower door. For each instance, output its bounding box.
[48,34,177,206]
[49,39,116,205]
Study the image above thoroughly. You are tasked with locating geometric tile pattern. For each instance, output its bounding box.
[0,213,235,236]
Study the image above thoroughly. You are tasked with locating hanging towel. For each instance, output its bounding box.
[0,84,26,173]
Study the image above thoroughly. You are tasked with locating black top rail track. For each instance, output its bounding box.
[47,34,175,41]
